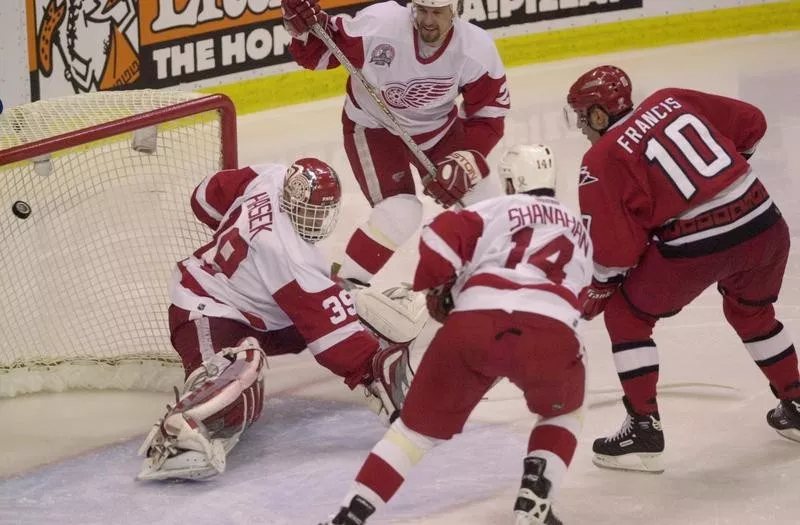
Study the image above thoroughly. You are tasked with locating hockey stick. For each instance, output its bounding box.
[310,24,441,186]
[481,381,738,402]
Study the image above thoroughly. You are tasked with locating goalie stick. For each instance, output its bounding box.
[481,380,738,402]
[310,23,464,207]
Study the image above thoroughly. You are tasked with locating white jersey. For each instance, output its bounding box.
[172,164,370,357]
[290,1,509,150]
[414,194,594,329]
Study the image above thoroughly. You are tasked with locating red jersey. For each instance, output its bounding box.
[578,88,776,272]
[288,1,508,155]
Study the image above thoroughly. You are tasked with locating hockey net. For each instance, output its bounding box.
[0,90,237,397]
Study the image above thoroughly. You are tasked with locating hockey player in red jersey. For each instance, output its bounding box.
[282,0,509,286]
[318,145,592,525]
[566,65,800,473]
[136,159,424,481]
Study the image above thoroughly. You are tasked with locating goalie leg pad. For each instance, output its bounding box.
[137,337,267,481]
[357,285,430,344]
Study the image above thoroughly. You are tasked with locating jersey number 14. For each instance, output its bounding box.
[505,229,574,285]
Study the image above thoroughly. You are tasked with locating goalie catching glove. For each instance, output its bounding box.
[364,343,415,424]
[136,337,267,481]
[423,150,488,208]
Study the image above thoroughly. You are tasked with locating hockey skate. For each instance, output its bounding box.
[137,338,267,481]
[514,456,562,525]
[592,396,665,473]
[767,398,800,443]
[319,495,376,525]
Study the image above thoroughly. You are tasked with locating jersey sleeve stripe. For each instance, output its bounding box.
[191,177,224,229]
[306,320,365,356]
[420,228,464,274]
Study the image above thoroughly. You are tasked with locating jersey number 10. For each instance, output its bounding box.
[645,113,732,200]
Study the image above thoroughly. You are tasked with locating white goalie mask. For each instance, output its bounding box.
[280,158,342,243]
[498,144,557,195]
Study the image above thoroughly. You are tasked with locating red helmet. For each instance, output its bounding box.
[567,65,633,120]
[281,158,342,243]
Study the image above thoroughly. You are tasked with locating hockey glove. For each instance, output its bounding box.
[579,277,622,320]
[423,150,488,209]
[425,279,456,323]
[281,0,328,37]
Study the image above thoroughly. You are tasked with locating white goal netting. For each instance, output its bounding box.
[0,90,237,397]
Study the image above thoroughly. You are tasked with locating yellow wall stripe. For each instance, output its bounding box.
[201,2,800,115]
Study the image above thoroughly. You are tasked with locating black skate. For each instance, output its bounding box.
[766,399,800,443]
[513,456,562,525]
[322,495,375,525]
[592,396,665,473]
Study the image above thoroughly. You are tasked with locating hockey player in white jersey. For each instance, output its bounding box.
[318,145,593,525]
[282,0,510,287]
[136,158,426,481]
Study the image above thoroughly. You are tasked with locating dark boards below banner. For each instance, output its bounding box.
[26,0,641,101]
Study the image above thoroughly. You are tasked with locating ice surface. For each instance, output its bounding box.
[3,32,800,525]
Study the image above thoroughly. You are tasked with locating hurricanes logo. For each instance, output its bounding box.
[381,77,455,110]
[35,0,140,93]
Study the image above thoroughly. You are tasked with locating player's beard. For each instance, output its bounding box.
[418,21,452,45]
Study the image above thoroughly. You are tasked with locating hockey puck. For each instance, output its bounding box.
[12,200,31,219]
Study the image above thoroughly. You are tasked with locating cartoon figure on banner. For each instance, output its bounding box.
[35,0,140,93]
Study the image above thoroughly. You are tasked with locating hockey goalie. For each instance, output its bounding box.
[136,159,428,481]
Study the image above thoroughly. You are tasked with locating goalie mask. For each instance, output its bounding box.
[499,144,556,196]
[280,158,342,243]
[565,65,633,132]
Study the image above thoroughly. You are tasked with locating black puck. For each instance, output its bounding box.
[12,200,31,219]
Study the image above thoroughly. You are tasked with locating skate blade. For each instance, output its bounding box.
[592,452,664,473]
[776,427,800,443]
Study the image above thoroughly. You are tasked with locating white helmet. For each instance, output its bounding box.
[411,0,461,15]
[498,144,557,195]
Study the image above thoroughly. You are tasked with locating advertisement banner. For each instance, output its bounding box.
[26,0,642,102]
[463,0,642,30]
[26,0,369,101]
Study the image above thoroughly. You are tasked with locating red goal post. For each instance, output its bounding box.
[0,90,237,397]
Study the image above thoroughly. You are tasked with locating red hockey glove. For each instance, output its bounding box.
[580,278,622,320]
[281,0,328,37]
[425,280,455,323]
[423,150,488,209]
